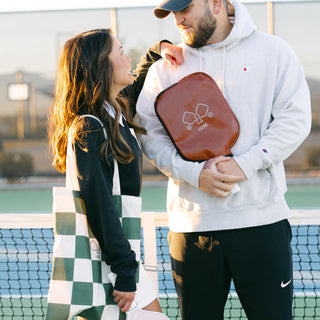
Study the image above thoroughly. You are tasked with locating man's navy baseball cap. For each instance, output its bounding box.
[154,0,193,18]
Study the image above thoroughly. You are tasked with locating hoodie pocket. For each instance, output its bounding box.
[196,167,275,212]
[171,167,279,214]
[226,168,273,208]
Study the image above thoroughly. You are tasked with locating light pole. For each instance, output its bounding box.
[111,8,118,37]
[267,1,274,35]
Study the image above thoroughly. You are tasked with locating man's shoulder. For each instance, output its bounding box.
[145,56,182,87]
[251,30,289,47]
[246,30,293,56]
[149,56,173,73]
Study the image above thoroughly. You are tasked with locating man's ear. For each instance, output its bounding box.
[212,0,223,15]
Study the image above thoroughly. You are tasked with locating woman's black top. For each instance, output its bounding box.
[74,41,168,292]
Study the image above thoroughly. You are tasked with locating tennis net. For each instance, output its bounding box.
[0,210,319,320]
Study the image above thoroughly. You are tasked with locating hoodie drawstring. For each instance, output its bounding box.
[222,45,226,97]
[199,49,203,72]
[198,45,226,97]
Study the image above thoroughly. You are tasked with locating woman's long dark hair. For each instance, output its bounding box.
[48,29,146,173]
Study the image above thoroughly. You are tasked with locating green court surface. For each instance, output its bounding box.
[284,184,320,209]
[0,187,168,213]
[0,184,320,213]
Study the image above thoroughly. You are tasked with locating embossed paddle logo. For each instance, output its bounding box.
[182,103,213,131]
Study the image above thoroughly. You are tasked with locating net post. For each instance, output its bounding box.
[141,211,159,294]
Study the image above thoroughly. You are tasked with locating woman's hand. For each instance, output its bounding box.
[112,289,135,312]
[160,42,184,68]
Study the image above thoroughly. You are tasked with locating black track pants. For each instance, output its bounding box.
[168,219,293,320]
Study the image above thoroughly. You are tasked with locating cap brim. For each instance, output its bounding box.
[154,8,171,19]
[154,0,192,19]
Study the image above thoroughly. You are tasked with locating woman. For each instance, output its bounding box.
[48,29,182,317]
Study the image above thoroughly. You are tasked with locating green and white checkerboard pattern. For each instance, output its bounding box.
[46,186,142,320]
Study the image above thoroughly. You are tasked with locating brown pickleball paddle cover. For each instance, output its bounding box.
[154,72,240,161]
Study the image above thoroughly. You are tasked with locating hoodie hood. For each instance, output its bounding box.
[179,1,257,94]
[183,0,256,54]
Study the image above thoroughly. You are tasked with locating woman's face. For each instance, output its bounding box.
[108,35,133,95]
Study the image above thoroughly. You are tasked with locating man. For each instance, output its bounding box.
[136,0,311,319]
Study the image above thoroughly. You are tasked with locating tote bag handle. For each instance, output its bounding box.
[67,114,121,195]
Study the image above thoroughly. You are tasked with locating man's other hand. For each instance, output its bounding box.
[199,156,243,198]
[216,157,247,181]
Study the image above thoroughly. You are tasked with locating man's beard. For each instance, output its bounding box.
[182,9,217,48]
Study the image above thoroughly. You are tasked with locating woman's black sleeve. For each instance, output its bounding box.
[74,118,138,292]
[121,40,172,117]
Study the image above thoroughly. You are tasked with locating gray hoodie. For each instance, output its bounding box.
[136,1,311,232]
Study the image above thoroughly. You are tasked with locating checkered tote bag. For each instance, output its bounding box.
[46,116,142,320]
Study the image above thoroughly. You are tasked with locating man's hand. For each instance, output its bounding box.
[113,290,135,312]
[216,157,247,181]
[160,42,184,68]
[199,156,243,198]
